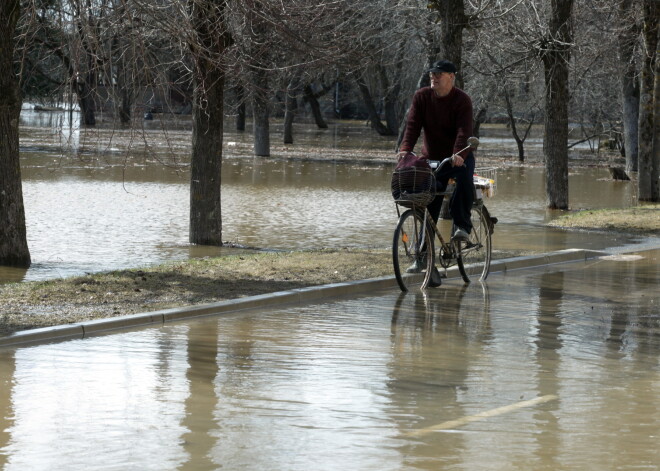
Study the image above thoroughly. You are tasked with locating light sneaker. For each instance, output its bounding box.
[453,227,470,241]
[406,259,424,273]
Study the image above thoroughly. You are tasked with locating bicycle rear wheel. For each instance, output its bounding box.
[457,204,492,282]
[392,209,434,292]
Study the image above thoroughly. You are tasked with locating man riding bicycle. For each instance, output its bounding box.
[397,59,475,286]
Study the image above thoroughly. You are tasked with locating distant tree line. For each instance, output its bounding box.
[1,0,658,268]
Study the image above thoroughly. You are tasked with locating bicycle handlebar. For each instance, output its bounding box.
[428,157,455,172]
[427,138,478,173]
[401,137,479,173]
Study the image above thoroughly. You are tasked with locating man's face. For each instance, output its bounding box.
[429,71,454,96]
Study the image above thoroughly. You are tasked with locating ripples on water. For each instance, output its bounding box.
[1,251,658,469]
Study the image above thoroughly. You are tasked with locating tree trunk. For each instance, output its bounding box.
[654,41,660,197]
[235,83,246,131]
[621,74,640,172]
[473,105,488,138]
[303,84,328,128]
[638,0,659,202]
[540,0,574,210]
[654,53,660,198]
[189,0,229,246]
[74,7,98,127]
[252,69,271,157]
[119,89,131,124]
[435,0,467,89]
[112,3,131,125]
[618,0,640,174]
[115,51,131,124]
[609,167,631,180]
[356,75,394,136]
[283,78,299,144]
[190,72,224,245]
[378,64,400,135]
[77,73,97,126]
[504,88,524,162]
[0,0,31,268]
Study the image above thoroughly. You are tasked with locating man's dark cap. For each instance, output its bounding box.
[429,60,457,74]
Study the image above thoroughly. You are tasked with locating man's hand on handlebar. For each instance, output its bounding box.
[396,150,465,167]
[451,154,464,167]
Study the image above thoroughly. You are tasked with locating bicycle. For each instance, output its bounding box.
[391,137,495,292]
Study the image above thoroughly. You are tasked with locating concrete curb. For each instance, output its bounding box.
[0,248,623,348]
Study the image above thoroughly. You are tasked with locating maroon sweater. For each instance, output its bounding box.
[399,86,474,160]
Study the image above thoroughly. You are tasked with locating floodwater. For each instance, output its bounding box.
[2,109,647,283]
[0,249,658,470]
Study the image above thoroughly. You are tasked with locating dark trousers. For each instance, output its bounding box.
[427,153,475,233]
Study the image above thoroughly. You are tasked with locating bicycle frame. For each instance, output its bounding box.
[423,200,462,270]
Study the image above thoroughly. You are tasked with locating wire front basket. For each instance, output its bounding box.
[391,167,436,208]
[473,167,497,198]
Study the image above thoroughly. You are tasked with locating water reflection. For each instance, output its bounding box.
[0,330,191,469]
[388,286,492,468]
[533,272,563,469]
[0,350,13,470]
[8,112,649,283]
[0,250,659,469]
[181,321,219,471]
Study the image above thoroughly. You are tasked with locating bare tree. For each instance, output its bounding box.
[637,0,658,202]
[356,73,394,135]
[618,0,641,174]
[283,75,300,144]
[188,0,231,245]
[233,82,247,131]
[428,0,469,88]
[225,0,359,156]
[302,81,331,128]
[0,0,31,268]
[504,86,537,162]
[537,0,574,209]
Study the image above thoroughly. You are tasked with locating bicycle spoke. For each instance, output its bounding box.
[457,205,492,282]
[393,209,433,292]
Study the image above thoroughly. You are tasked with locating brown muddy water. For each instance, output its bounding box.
[0,248,658,470]
[2,108,648,283]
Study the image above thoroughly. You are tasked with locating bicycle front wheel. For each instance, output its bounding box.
[457,204,492,282]
[392,209,434,292]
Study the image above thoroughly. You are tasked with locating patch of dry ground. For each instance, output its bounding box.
[548,204,660,235]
